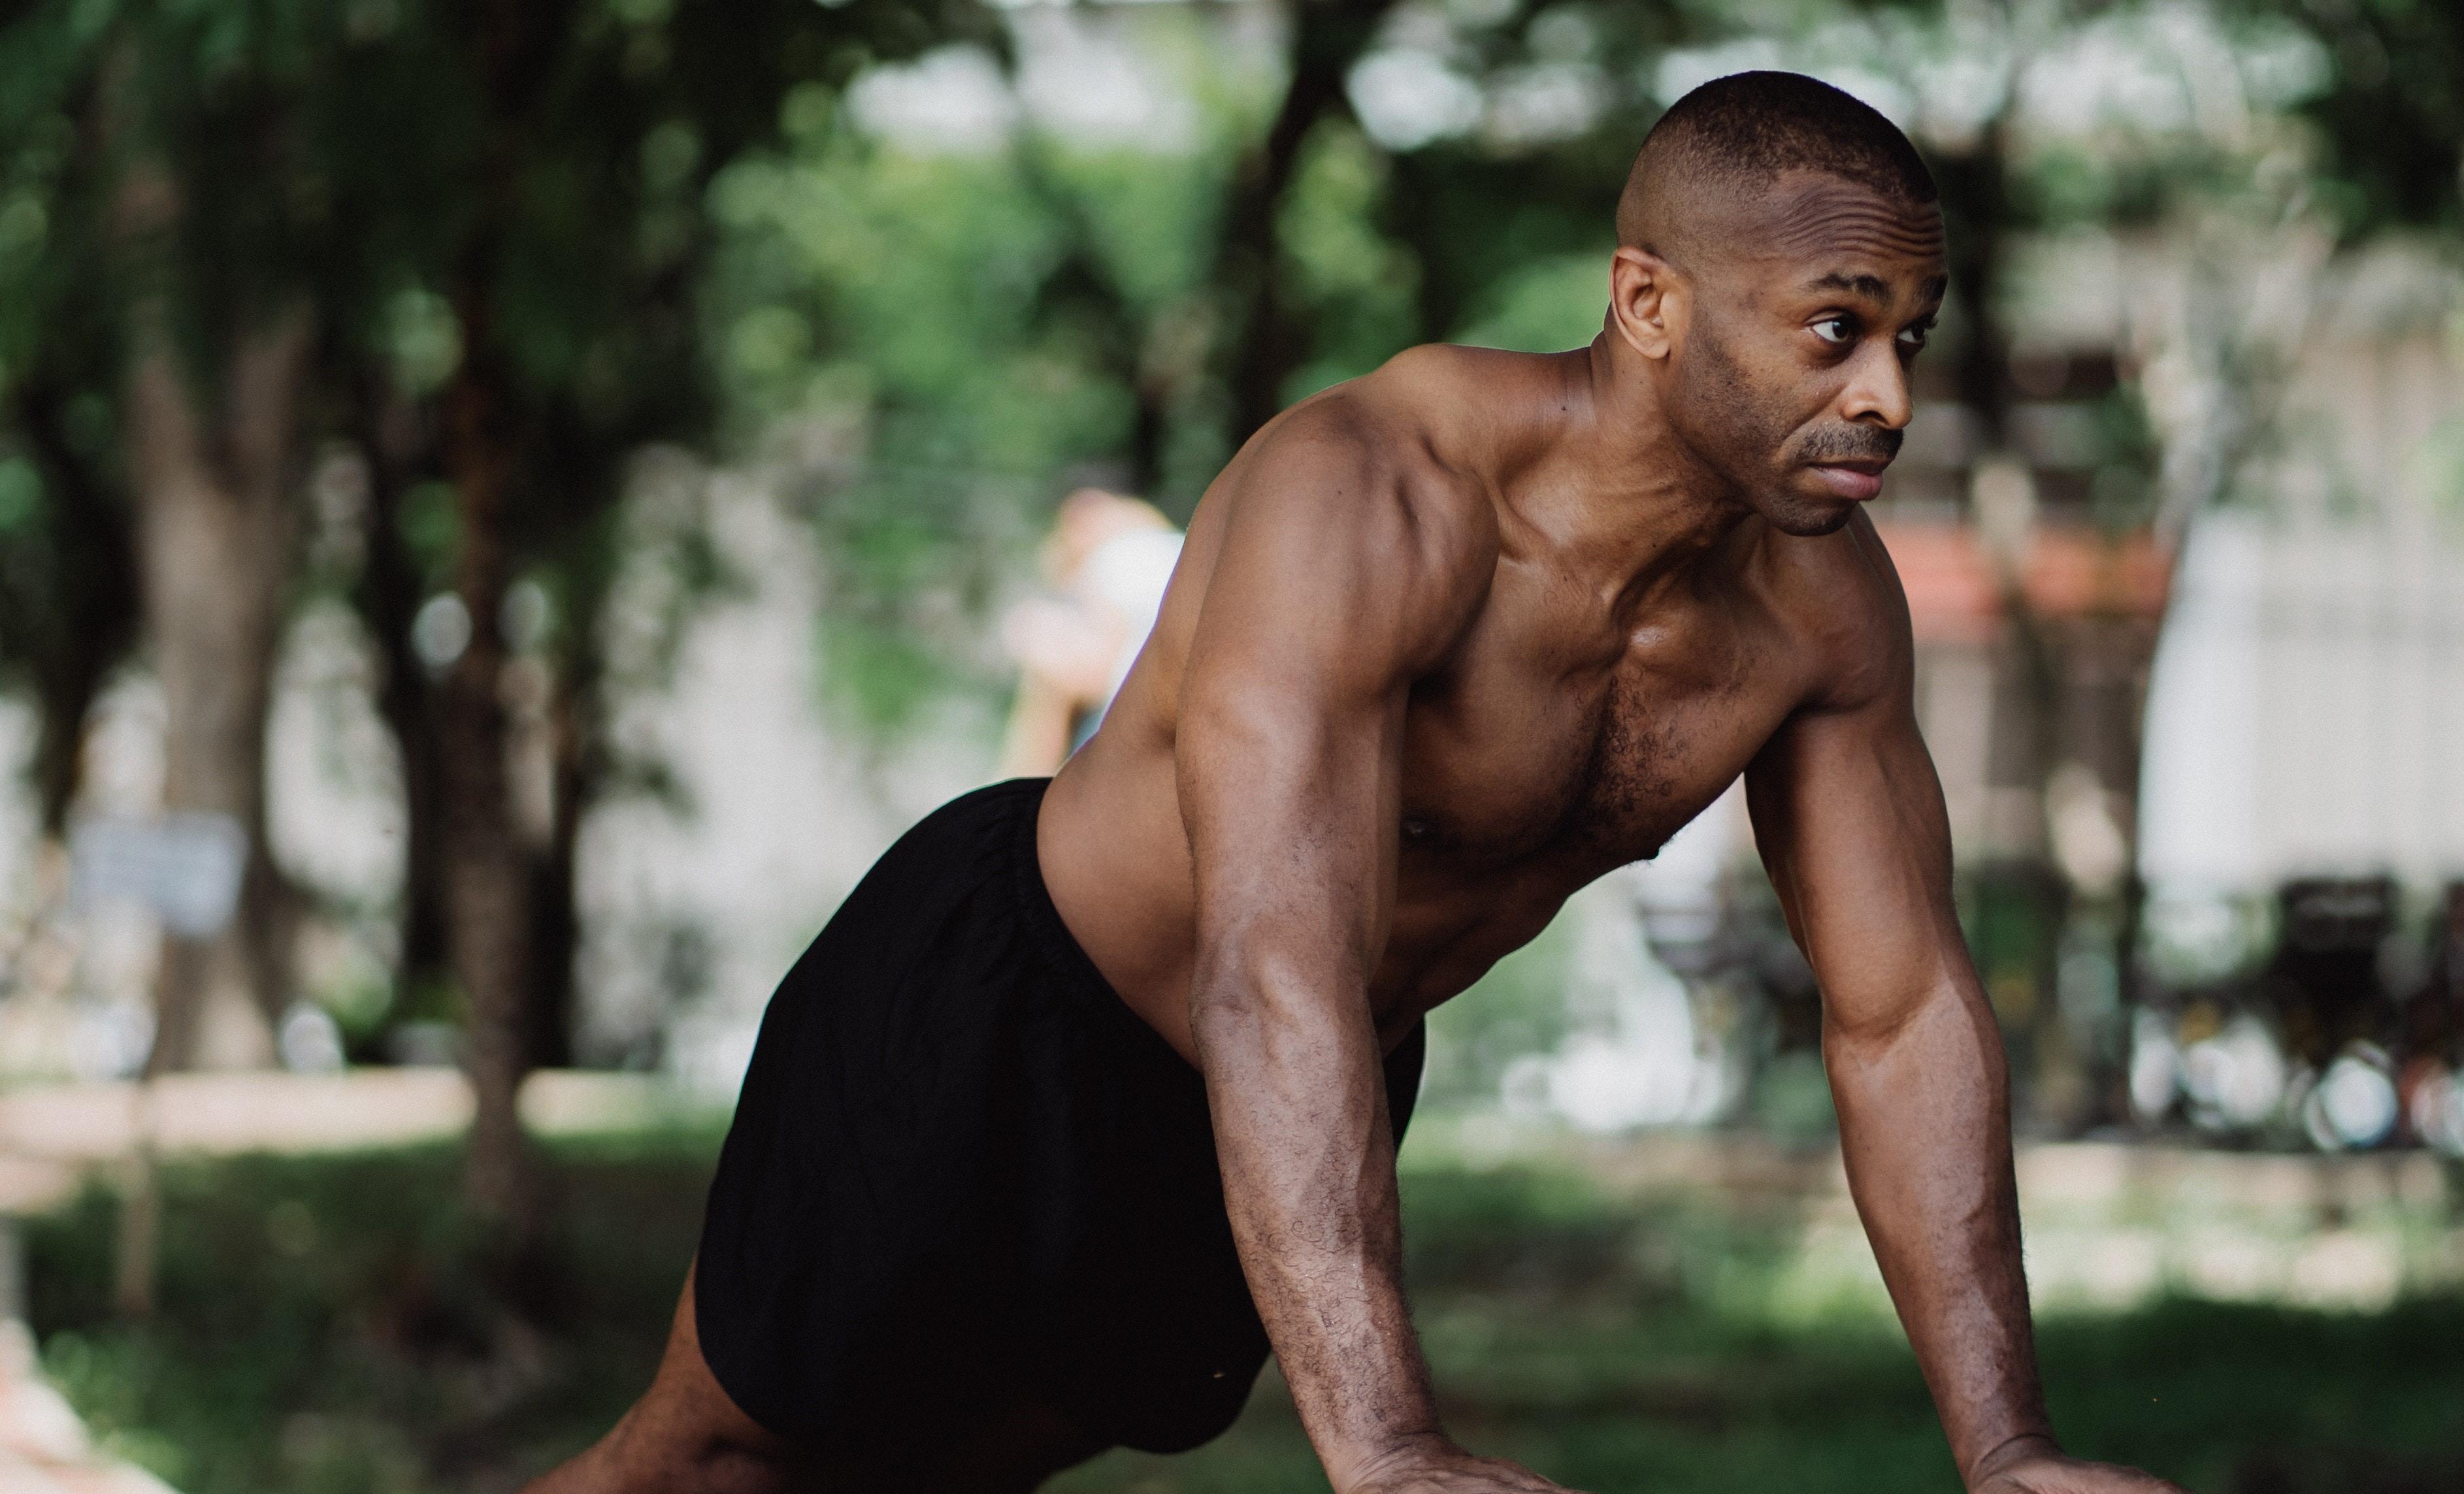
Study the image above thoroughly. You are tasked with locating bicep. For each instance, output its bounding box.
[1745,662,1969,1036]
[1174,423,1485,984]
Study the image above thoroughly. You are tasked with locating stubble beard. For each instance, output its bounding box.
[1675,321,1869,538]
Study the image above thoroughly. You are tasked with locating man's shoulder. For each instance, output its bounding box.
[1239,351,1518,585]
[1750,506,1915,709]
[1272,341,1526,439]
[1357,340,1558,402]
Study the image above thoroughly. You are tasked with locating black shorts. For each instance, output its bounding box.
[695,777,1425,1460]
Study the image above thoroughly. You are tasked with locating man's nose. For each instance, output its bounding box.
[1841,344,1913,430]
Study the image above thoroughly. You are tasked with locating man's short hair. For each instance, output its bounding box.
[1617,71,1936,251]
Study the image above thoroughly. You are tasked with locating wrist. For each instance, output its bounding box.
[1965,1431,2062,1487]
[1325,1427,1453,1494]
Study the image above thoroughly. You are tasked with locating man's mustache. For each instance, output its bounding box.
[1796,426,1903,464]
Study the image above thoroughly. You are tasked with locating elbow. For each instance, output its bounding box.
[1185,966,1260,1060]
[1823,1001,1918,1075]
[1185,943,1353,1071]
[1822,968,1995,1071]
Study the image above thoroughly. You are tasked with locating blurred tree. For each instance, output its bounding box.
[0,320,140,838]
[0,0,994,1236]
[344,374,453,1044]
[0,59,140,838]
[1219,0,1402,444]
[1224,0,1719,440]
[2232,0,2462,236]
[710,124,1188,729]
[319,0,998,1238]
[0,1,337,1070]
[721,0,1732,730]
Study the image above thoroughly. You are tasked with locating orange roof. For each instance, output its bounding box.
[1874,522,2171,644]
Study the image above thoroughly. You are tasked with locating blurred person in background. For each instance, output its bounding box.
[534,73,2182,1494]
[997,488,1185,778]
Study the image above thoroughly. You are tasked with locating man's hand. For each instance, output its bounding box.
[1970,1436,2189,1494]
[1340,1433,1588,1494]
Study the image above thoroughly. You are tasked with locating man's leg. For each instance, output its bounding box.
[523,1263,799,1494]
[524,1261,1113,1494]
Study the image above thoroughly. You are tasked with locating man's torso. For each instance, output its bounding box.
[1039,343,1890,1060]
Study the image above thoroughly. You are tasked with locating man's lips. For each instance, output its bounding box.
[1807,459,1888,501]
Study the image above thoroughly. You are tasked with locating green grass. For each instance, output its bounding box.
[28,1132,721,1493]
[23,1135,2464,1493]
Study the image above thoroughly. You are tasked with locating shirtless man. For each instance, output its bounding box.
[535,72,2182,1494]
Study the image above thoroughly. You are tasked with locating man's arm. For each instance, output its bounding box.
[1175,408,1565,1494]
[1744,522,2181,1494]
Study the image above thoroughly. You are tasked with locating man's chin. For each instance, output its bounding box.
[1754,491,1858,538]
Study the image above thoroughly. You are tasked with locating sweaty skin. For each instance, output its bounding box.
[1036,172,2182,1494]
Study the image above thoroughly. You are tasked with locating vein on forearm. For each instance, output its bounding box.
[1194,950,1436,1452]
[1830,979,2046,1474]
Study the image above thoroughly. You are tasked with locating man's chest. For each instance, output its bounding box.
[1395,594,1804,874]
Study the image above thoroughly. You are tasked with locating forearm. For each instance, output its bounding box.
[1826,980,2050,1483]
[1194,966,1436,1489]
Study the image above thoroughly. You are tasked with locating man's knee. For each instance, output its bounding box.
[628,1420,804,1494]
[523,1395,804,1494]
[524,1265,806,1494]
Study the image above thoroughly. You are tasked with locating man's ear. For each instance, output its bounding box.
[1608,247,1683,361]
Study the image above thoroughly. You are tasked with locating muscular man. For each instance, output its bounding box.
[535,73,2182,1494]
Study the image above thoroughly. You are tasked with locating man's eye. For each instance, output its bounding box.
[1811,317,1853,345]
[1897,323,1931,349]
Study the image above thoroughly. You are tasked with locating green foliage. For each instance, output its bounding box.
[1454,253,1613,353]
[2226,0,2464,236]
[29,1139,2464,1493]
[1421,915,1577,1111]
[27,1137,721,1493]
[1108,1173,2464,1494]
[0,0,1008,783]
[0,457,39,534]
[708,103,1254,726]
[688,0,1729,729]
[1070,1169,2464,1493]
[1745,1047,1837,1142]
[1279,121,1422,402]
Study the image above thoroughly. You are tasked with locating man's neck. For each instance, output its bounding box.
[1496,337,1755,619]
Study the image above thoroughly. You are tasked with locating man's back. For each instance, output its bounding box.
[1038,338,1905,1064]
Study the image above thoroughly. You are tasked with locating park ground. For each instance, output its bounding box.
[8,1090,2460,1494]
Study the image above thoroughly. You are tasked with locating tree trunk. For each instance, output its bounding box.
[1939,115,2103,1126]
[11,378,142,836]
[521,679,582,1073]
[522,570,614,1073]
[1385,150,1469,349]
[442,0,561,1236]
[352,375,454,1030]
[125,302,314,1072]
[1221,0,1396,444]
[1936,125,2057,829]
[439,342,538,1233]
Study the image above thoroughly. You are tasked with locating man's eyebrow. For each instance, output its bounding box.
[1803,270,1951,307]
[1805,270,1891,299]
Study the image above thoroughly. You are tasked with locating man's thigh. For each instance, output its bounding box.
[536,1264,1106,1494]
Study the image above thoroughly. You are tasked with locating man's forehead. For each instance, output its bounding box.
[1713,170,1946,288]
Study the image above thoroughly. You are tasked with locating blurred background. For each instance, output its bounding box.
[0,0,2457,1489]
